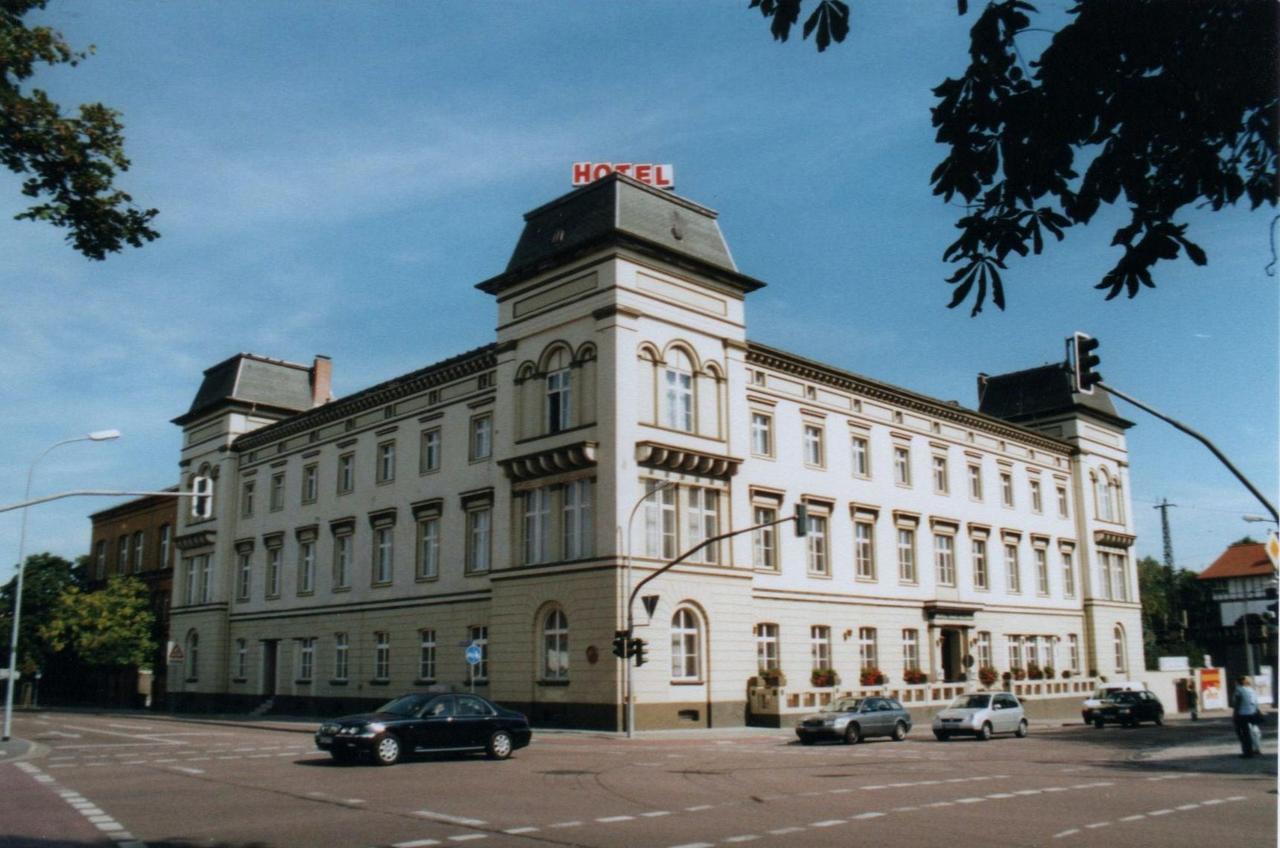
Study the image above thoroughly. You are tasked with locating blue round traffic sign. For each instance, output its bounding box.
[465,644,483,665]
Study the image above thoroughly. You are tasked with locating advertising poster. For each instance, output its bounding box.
[1198,667,1226,710]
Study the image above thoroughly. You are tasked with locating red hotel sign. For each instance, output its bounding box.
[573,162,674,189]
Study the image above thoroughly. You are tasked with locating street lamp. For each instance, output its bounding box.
[3,430,120,741]
[621,480,675,739]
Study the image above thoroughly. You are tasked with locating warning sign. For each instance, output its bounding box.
[1266,531,1279,571]
[167,644,185,664]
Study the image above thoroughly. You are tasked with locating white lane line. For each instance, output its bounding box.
[686,804,715,812]
[597,816,634,823]
[1176,804,1200,811]
[414,811,487,827]
[725,836,760,843]
[1201,799,1224,806]
[853,812,885,820]
[393,840,440,848]
[641,811,672,817]
[550,821,582,828]
[956,797,985,804]
[811,819,845,827]
[1085,822,1110,829]
[1053,829,1081,839]
[1225,796,1248,802]
[893,806,918,813]
[1119,815,1146,822]
[503,827,539,835]
[1148,809,1173,816]
[670,843,715,848]
[447,836,486,844]
[767,828,805,835]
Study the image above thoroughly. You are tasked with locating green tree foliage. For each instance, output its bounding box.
[40,575,155,668]
[1137,555,1218,670]
[748,1,1279,315]
[0,551,76,674]
[1,0,159,259]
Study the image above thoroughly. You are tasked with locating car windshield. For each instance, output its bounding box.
[950,695,991,709]
[376,695,430,716]
[1105,692,1136,703]
[825,698,863,713]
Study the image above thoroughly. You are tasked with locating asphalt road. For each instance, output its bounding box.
[1,710,1274,848]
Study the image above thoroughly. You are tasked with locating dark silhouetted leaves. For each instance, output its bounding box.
[749,0,849,51]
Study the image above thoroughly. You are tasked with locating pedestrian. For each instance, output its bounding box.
[1231,675,1262,757]
[1186,681,1198,722]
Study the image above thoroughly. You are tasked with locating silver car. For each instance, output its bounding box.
[932,692,1028,741]
[795,696,913,745]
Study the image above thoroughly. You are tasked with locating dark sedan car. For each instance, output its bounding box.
[1093,690,1164,728]
[795,697,913,744]
[315,693,532,765]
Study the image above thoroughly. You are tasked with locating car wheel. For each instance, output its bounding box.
[1154,714,1163,727]
[978,722,993,741]
[1094,719,1105,729]
[892,721,908,741]
[1015,719,1028,738]
[373,734,401,766]
[487,730,514,760]
[934,731,949,741]
[844,723,862,745]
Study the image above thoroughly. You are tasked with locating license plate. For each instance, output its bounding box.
[318,734,333,744]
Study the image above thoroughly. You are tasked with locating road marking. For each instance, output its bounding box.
[811,819,845,827]
[1119,815,1146,822]
[415,811,487,827]
[725,836,760,843]
[597,816,634,823]
[1176,804,1199,811]
[550,821,582,828]
[503,828,538,835]
[892,806,918,812]
[987,793,1016,799]
[686,804,715,812]
[1148,809,1173,816]
[1085,822,1110,829]
[447,836,486,844]
[1053,829,1080,839]
[641,811,672,817]
[956,797,985,804]
[669,843,715,848]
[392,840,440,848]
[767,828,805,836]
[853,812,885,820]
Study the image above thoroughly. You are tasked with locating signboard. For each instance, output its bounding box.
[1197,667,1226,710]
[1256,665,1274,706]
[1266,531,1279,570]
[1158,656,1190,671]
[465,644,483,666]
[167,643,185,664]
[572,162,674,189]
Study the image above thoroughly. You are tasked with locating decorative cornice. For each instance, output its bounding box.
[1094,529,1137,549]
[499,441,599,482]
[635,441,741,479]
[174,531,215,551]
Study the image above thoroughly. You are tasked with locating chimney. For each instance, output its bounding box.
[976,372,989,406]
[310,356,333,407]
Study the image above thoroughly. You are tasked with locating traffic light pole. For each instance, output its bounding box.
[1098,383,1278,525]
[624,511,803,737]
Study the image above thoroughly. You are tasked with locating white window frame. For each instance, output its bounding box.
[377,440,396,484]
[470,415,493,461]
[266,545,282,597]
[858,627,878,671]
[333,532,352,590]
[334,633,349,681]
[685,486,719,565]
[643,481,677,560]
[522,487,552,565]
[374,632,390,681]
[301,463,318,504]
[897,527,916,584]
[851,434,871,478]
[971,537,989,590]
[968,463,983,500]
[803,424,825,467]
[902,629,920,672]
[751,412,773,457]
[542,609,569,681]
[546,367,573,434]
[562,479,594,560]
[468,625,489,683]
[806,512,829,576]
[269,472,285,512]
[298,638,315,682]
[756,623,780,671]
[752,505,778,571]
[373,526,394,584]
[661,364,694,432]
[810,625,831,670]
[417,516,440,579]
[1005,542,1021,593]
[1035,546,1050,595]
[466,507,492,574]
[420,428,441,474]
[298,540,316,594]
[419,629,437,681]
[932,454,949,494]
[1061,548,1076,598]
[935,532,956,586]
[894,446,912,487]
[854,518,876,580]
[670,608,702,681]
[337,452,355,495]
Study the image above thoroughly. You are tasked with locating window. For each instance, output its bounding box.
[266,545,282,597]
[1000,471,1014,507]
[185,631,199,681]
[1029,478,1043,513]
[298,638,315,682]
[968,463,983,500]
[522,487,552,565]
[751,412,773,457]
[468,625,488,682]
[94,540,106,579]
[419,629,437,681]
[897,527,916,583]
[337,452,355,494]
[333,532,352,589]
[893,446,912,486]
[183,555,197,605]
[374,632,390,681]
[416,517,440,579]
[132,531,144,573]
[972,537,989,589]
[1100,550,1129,601]
[470,415,492,461]
[466,508,492,573]
[858,627,878,670]
[902,629,920,671]
[1068,634,1080,674]
[810,625,831,670]
[234,639,247,679]
[934,533,956,586]
[643,481,677,559]
[1005,542,1021,593]
[1026,635,1040,669]
[159,524,171,568]
[236,551,251,601]
[377,441,396,483]
[1035,547,1050,595]
[976,631,992,669]
[1057,484,1070,518]
[1113,625,1127,675]
[270,472,285,511]
[1062,549,1076,598]
[542,609,569,681]
[420,428,441,473]
[562,479,594,560]
[661,352,694,431]
[756,623,780,671]
[118,536,129,575]
[334,633,349,681]
[671,608,701,680]
[240,479,256,517]
[374,526,394,584]
[1007,635,1023,671]
[854,518,876,580]
[298,540,316,594]
[806,512,829,576]
[301,464,318,503]
[851,434,870,478]
[752,505,778,571]
[685,487,719,564]
[803,424,825,467]
[546,366,573,433]
[932,455,949,494]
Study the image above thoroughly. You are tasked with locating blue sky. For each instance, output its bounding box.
[2,1,1276,574]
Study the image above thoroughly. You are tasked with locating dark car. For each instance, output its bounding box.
[795,697,913,744]
[1093,690,1164,728]
[315,693,532,765]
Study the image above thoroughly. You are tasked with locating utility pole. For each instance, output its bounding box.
[1152,498,1179,645]
[1154,499,1177,570]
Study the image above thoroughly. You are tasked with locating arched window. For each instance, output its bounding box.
[1113,625,1127,675]
[671,607,702,681]
[542,608,569,680]
[661,348,695,432]
[1096,469,1115,522]
[132,531,145,573]
[186,630,200,682]
[544,347,572,433]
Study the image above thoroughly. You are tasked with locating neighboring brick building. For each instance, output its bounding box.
[1198,541,1278,696]
[83,491,178,707]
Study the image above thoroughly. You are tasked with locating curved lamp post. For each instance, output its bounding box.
[3,430,120,741]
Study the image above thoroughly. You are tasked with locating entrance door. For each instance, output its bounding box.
[940,629,961,682]
[262,641,278,697]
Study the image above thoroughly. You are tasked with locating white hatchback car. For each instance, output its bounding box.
[932,692,1027,741]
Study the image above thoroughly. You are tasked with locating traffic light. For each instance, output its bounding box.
[1071,332,1102,394]
[794,504,808,537]
[631,638,648,667]
[612,630,629,659]
[191,476,213,519]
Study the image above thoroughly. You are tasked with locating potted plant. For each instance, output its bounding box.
[903,668,928,685]
[860,666,886,687]
[1061,669,1072,679]
[978,665,999,687]
[1026,662,1044,680]
[1042,665,1056,680]
[811,667,835,687]
[759,668,786,687]
[1012,666,1027,681]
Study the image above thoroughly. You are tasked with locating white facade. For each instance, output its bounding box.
[166,175,1143,728]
